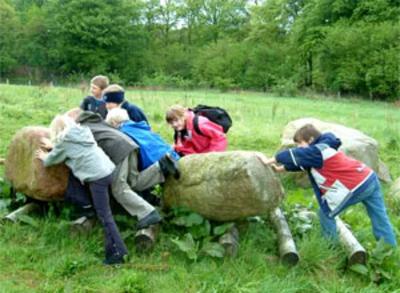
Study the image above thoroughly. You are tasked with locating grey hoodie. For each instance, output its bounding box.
[43,125,115,182]
[76,111,138,164]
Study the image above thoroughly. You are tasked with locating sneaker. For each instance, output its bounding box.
[103,254,126,265]
[135,210,163,230]
[159,153,180,179]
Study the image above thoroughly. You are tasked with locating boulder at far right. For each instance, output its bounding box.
[280,118,391,184]
[389,177,400,201]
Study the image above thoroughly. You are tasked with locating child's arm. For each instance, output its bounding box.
[35,149,48,161]
[40,138,54,150]
[253,152,276,165]
[37,142,68,167]
[254,152,287,173]
[270,164,286,172]
[275,146,323,172]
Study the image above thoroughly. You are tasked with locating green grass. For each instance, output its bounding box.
[0,84,400,292]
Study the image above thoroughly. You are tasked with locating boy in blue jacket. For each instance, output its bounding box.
[80,75,109,119]
[103,84,148,124]
[106,108,179,171]
[257,124,396,247]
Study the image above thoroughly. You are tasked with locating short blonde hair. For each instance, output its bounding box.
[103,84,124,94]
[91,75,109,90]
[106,108,129,127]
[166,105,186,123]
[50,115,76,143]
[65,108,83,121]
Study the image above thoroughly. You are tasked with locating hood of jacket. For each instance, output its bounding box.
[122,120,151,131]
[63,125,95,146]
[311,132,342,150]
[76,111,103,124]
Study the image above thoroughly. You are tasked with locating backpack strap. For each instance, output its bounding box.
[193,114,205,136]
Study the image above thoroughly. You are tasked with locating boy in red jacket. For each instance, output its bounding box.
[257,124,396,247]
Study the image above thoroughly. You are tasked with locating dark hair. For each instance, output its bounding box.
[293,124,321,143]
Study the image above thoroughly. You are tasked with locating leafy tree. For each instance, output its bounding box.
[192,40,249,89]
[0,0,21,75]
[45,0,145,79]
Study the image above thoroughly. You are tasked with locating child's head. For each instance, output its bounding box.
[293,124,321,147]
[65,108,83,121]
[90,75,109,99]
[106,108,129,128]
[103,84,125,110]
[50,115,76,143]
[166,105,187,131]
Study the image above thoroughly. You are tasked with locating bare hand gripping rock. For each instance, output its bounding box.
[5,126,69,201]
[163,151,285,222]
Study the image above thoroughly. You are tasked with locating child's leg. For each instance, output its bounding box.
[126,150,164,192]
[65,173,92,207]
[361,179,397,247]
[112,155,155,219]
[318,208,339,243]
[89,174,128,262]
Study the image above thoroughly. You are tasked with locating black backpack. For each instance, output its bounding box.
[192,105,232,136]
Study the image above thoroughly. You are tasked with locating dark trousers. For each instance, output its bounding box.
[66,173,128,261]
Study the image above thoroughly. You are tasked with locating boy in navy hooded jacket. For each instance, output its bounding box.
[257,124,396,247]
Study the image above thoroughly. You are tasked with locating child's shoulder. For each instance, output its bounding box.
[82,95,95,102]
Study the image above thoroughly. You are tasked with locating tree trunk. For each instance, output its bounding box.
[134,224,159,254]
[269,207,300,266]
[70,216,97,236]
[336,217,367,266]
[219,225,239,258]
[4,202,41,222]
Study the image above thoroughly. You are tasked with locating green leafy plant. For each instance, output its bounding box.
[284,203,317,238]
[168,207,233,261]
[350,240,398,284]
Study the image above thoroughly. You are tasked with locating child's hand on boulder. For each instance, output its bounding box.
[270,164,285,173]
[253,152,276,165]
[40,138,53,150]
[35,149,47,161]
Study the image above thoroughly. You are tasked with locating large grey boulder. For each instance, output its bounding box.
[5,127,69,201]
[163,151,285,222]
[280,118,390,186]
[389,177,400,201]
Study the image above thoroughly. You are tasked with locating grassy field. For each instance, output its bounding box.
[0,84,399,292]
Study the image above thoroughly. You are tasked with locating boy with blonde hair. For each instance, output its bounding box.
[80,75,109,119]
[103,84,148,124]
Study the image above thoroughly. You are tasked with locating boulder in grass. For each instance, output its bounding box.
[5,126,69,201]
[389,178,400,201]
[280,118,390,186]
[163,151,285,222]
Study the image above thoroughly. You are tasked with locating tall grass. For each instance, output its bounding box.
[0,84,400,292]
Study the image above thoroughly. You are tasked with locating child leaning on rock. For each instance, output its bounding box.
[256,124,396,248]
[36,114,128,265]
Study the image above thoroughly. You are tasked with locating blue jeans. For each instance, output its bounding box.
[319,175,397,247]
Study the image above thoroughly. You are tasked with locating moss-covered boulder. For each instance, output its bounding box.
[163,151,285,221]
[390,177,400,201]
[5,127,69,201]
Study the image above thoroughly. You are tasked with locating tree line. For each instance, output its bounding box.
[0,0,399,100]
